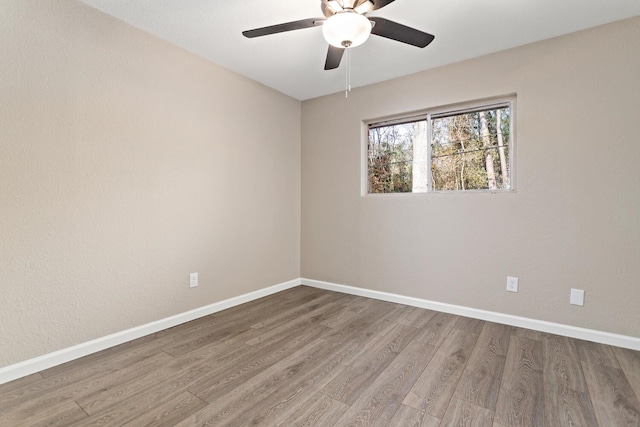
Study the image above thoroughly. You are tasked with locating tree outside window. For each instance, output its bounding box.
[367,100,513,194]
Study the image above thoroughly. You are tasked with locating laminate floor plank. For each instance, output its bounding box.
[512,327,544,341]
[171,291,317,338]
[15,399,88,427]
[0,373,44,408]
[220,311,412,426]
[613,346,640,402]
[3,286,640,426]
[576,339,621,368]
[164,297,299,346]
[160,322,258,357]
[440,397,495,427]
[275,285,329,303]
[39,329,179,379]
[189,324,331,402]
[542,334,589,393]
[0,351,175,420]
[331,293,368,309]
[494,336,544,427]
[333,338,436,427]
[225,339,355,426]
[453,322,511,411]
[321,302,411,354]
[244,296,346,348]
[166,293,293,336]
[321,323,420,405]
[77,339,264,418]
[202,311,407,426]
[455,316,486,334]
[175,338,341,426]
[73,391,206,427]
[121,391,207,427]
[184,291,331,346]
[75,350,202,415]
[391,303,419,325]
[387,404,440,426]
[575,339,640,425]
[543,383,598,427]
[249,291,346,330]
[412,311,459,348]
[164,325,263,363]
[281,393,349,426]
[581,354,640,426]
[404,328,480,419]
[77,332,245,415]
[397,306,438,328]
[275,287,333,307]
[319,296,380,329]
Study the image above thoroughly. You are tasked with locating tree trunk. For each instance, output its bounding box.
[496,111,509,189]
[479,111,497,190]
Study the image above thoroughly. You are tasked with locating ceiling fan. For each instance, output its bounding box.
[242,0,435,70]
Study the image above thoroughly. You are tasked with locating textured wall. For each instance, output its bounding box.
[0,0,301,367]
[301,17,640,338]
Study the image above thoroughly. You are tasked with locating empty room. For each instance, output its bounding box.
[1,0,639,425]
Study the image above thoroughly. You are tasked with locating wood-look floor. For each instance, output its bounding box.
[1,286,639,426]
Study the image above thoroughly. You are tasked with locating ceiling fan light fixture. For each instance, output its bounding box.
[322,11,372,48]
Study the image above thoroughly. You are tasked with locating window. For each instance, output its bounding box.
[366,98,514,194]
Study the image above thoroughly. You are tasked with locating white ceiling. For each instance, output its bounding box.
[79,0,640,100]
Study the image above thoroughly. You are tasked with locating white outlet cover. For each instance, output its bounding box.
[570,288,584,306]
[189,272,198,288]
[506,276,519,293]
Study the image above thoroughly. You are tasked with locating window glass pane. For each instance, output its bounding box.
[366,100,513,194]
[368,122,421,193]
[431,106,511,191]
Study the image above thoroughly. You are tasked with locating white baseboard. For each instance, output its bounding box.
[0,278,300,385]
[301,278,640,351]
[3,276,638,385]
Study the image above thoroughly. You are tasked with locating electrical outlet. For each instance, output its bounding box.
[506,276,519,293]
[189,272,198,288]
[570,288,584,306]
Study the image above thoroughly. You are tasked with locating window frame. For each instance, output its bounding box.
[362,95,517,196]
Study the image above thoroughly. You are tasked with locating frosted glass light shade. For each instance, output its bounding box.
[322,12,372,48]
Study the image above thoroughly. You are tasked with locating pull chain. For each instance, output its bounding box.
[345,48,349,98]
[343,41,352,98]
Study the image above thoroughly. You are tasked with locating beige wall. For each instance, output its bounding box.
[0,0,301,367]
[2,1,638,371]
[301,17,640,338]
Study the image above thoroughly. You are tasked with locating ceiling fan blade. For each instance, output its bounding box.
[369,17,434,47]
[370,0,396,11]
[324,45,345,70]
[242,18,323,38]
